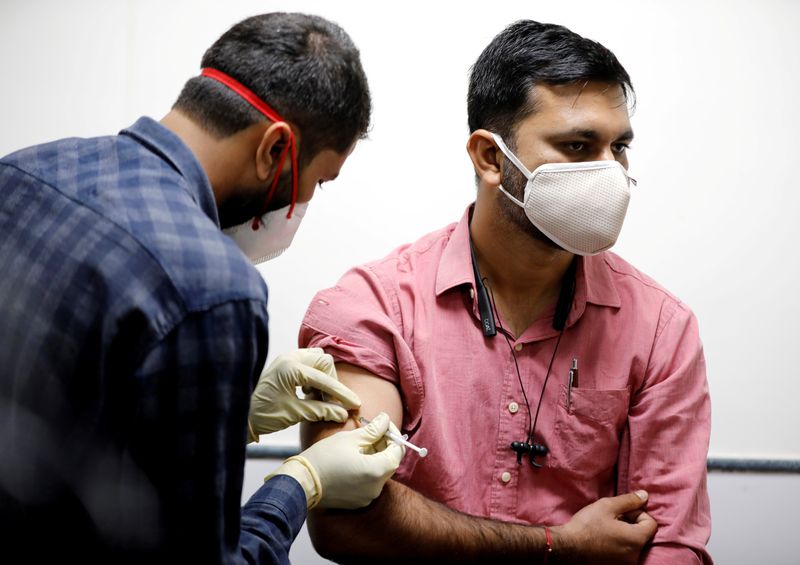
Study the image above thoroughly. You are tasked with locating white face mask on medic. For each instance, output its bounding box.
[223,201,309,264]
[491,132,636,256]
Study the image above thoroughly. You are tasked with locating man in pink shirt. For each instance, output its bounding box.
[300,19,711,564]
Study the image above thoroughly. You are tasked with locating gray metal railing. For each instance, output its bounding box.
[246,445,800,473]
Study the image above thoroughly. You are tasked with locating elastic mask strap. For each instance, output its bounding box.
[497,184,525,208]
[201,67,299,220]
[490,133,533,178]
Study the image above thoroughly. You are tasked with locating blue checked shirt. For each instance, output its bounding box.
[0,117,305,563]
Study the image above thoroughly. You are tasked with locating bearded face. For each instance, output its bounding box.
[217,169,294,229]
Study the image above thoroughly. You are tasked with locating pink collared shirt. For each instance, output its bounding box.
[300,205,712,564]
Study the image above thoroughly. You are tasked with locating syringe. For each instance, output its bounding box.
[358,416,428,458]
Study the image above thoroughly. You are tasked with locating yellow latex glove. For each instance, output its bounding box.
[267,412,406,509]
[248,348,360,442]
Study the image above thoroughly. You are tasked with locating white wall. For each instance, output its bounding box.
[3,0,799,559]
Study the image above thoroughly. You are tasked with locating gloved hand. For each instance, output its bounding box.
[267,412,406,509]
[248,348,360,442]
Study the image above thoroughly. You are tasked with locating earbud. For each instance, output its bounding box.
[510,440,548,467]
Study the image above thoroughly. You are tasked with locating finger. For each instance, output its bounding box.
[620,508,644,523]
[293,348,335,376]
[387,420,402,437]
[299,367,361,409]
[374,440,406,470]
[293,399,349,423]
[359,412,391,441]
[630,510,658,540]
[606,490,648,515]
[311,351,336,377]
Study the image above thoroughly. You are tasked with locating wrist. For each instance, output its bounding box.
[543,526,553,563]
[268,456,322,510]
[548,524,575,563]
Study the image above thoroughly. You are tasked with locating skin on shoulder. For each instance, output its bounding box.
[300,362,403,448]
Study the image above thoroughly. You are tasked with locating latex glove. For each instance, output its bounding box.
[248,348,360,442]
[267,412,406,509]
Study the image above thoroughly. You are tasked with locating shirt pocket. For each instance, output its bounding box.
[548,384,630,481]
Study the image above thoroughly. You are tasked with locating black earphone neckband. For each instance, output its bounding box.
[470,241,497,337]
[470,239,576,335]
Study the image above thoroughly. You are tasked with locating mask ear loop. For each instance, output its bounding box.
[256,126,297,227]
[286,134,298,218]
[490,133,533,178]
[200,67,299,226]
[491,133,532,207]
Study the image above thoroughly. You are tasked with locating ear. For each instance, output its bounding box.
[254,122,293,182]
[466,129,503,187]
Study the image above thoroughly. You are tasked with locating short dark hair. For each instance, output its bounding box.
[174,13,371,163]
[467,20,633,145]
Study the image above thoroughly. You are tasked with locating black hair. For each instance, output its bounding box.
[174,12,371,164]
[468,20,634,147]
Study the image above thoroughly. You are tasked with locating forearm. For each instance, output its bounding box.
[309,479,552,564]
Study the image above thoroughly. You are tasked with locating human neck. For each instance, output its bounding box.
[160,109,254,207]
[470,196,574,336]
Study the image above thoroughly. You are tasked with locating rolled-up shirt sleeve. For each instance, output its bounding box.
[299,264,426,429]
[617,300,713,564]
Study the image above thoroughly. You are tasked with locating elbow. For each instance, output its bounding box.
[307,509,362,563]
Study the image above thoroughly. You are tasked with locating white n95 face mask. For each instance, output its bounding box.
[224,202,308,264]
[491,133,635,256]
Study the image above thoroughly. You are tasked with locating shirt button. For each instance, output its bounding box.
[501,471,511,483]
[514,343,523,352]
[508,402,519,414]
[469,288,475,299]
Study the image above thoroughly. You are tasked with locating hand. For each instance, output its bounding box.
[248,348,360,441]
[269,412,406,509]
[550,490,658,564]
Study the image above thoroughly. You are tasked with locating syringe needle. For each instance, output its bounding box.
[358,416,428,458]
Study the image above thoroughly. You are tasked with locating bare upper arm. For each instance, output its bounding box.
[300,362,403,449]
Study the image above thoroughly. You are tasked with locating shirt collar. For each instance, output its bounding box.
[120,117,220,227]
[434,203,621,310]
[580,253,621,309]
[434,205,475,297]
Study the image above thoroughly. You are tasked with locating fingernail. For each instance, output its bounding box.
[635,490,648,500]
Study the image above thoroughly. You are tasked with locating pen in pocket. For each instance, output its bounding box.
[567,358,579,408]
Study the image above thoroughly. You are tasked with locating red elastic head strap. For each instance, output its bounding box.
[200,67,298,221]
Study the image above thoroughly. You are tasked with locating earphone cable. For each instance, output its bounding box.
[529,328,563,445]
[485,279,564,447]
[485,280,533,440]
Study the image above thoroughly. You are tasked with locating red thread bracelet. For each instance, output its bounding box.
[543,526,553,563]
